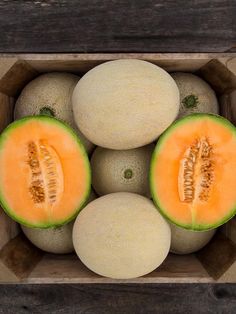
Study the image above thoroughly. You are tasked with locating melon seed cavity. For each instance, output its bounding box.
[178,137,214,203]
[27,140,63,205]
[28,141,45,203]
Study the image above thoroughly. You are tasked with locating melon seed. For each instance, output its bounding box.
[178,137,214,203]
[27,140,61,204]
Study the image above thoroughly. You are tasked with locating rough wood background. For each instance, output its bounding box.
[0,0,236,313]
[0,284,235,314]
[0,0,235,53]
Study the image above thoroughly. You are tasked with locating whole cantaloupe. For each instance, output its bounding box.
[22,221,74,254]
[14,72,94,154]
[170,223,216,254]
[171,72,219,118]
[73,192,171,279]
[91,144,155,197]
[72,59,180,149]
[21,190,97,254]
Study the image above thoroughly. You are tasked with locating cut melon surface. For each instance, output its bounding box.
[0,116,91,228]
[150,114,236,231]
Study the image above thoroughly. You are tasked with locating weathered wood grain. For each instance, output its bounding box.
[196,233,236,280]
[26,252,211,284]
[6,53,235,73]
[0,284,235,314]
[0,234,43,280]
[0,0,235,53]
[0,58,38,97]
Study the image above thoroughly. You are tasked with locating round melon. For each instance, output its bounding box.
[21,189,97,254]
[21,221,74,254]
[14,72,94,154]
[170,223,216,254]
[91,144,155,197]
[72,59,180,149]
[172,72,219,118]
[73,192,171,279]
[0,116,91,228]
[150,113,236,231]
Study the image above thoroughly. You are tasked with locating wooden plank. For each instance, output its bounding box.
[218,262,236,283]
[0,92,14,132]
[0,209,19,251]
[0,234,43,281]
[196,233,236,281]
[198,59,236,94]
[219,88,236,247]
[27,253,211,284]
[221,218,236,245]
[220,90,236,126]
[0,0,235,53]
[0,58,37,96]
[0,261,19,283]
[0,283,235,314]
[219,57,236,76]
[0,93,19,252]
[1,53,234,73]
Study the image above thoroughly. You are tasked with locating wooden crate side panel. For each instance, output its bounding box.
[218,57,236,76]
[221,219,236,245]
[217,262,236,282]
[16,53,235,73]
[26,253,211,284]
[0,209,19,250]
[198,58,236,94]
[0,58,38,97]
[0,234,43,282]
[0,261,19,283]
[0,92,19,251]
[0,92,14,132]
[220,90,236,128]
[196,233,236,281]
[26,59,211,74]
[219,89,236,248]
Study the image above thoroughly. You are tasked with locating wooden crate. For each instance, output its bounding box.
[0,53,236,284]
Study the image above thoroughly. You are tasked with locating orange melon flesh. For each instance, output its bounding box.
[0,116,91,228]
[150,114,236,230]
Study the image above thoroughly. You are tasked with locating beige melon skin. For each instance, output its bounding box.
[73,192,171,279]
[91,144,155,197]
[172,72,219,118]
[21,190,97,254]
[72,59,180,150]
[14,72,94,154]
[170,223,216,254]
[21,221,74,254]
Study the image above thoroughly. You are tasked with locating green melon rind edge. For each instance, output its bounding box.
[0,115,91,229]
[150,113,236,231]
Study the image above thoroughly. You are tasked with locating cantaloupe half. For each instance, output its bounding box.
[150,113,236,231]
[0,116,91,228]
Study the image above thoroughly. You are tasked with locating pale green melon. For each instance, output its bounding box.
[14,72,94,154]
[73,192,171,279]
[21,221,74,254]
[91,144,155,197]
[21,190,96,254]
[171,72,219,118]
[72,59,180,149]
[170,223,216,254]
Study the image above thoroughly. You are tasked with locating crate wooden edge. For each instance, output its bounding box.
[0,53,235,76]
[0,53,235,284]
